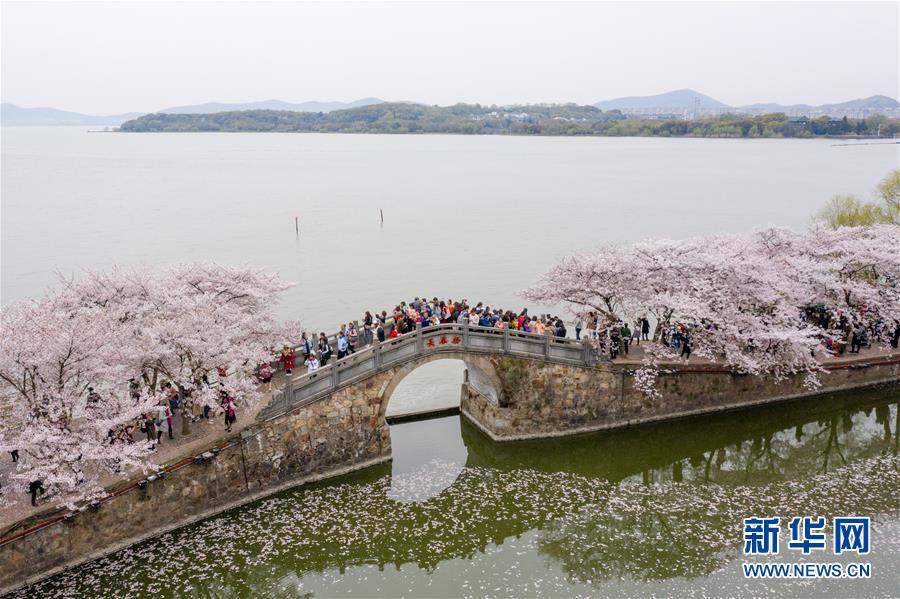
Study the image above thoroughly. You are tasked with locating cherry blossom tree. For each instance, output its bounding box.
[0,263,300,508]
[524,225,900,394]
[0,294,156,507]
[59,263,302,433]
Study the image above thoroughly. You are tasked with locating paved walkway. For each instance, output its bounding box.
[609,337,897,366]
[0,375,283,534]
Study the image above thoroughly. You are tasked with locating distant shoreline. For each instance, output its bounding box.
[116,104,900,139]
[107,128,898,142]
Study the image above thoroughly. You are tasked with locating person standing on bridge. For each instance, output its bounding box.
[280,345,295,375]
[574,316,584,340]
[318,334,333,366]
[304,352,320,373]
[347,322,359,354]
[337,332,349,359]
[299,332,313,357]
[363,312,374,345]
[641,317,651,341]
[555,318,567,337]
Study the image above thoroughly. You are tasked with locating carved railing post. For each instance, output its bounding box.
[373,337,382,369]
[330,362,338,390]
[544,330,551,359]
[463,320,470,348]
[582,337,593,366]
[503,326,510,353]
[415,322,424,353]
[284,374,294,407]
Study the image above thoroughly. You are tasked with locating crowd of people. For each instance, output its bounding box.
[805,306,900,355]
[96,375,242,458]
[278,297,900,373]
[281,297,577,374]
[9,371,244,508]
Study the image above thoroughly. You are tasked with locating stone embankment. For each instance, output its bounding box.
[462,350,900,440]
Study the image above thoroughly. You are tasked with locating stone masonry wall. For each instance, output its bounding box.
[461,354,900,440]
[0,371,394,595]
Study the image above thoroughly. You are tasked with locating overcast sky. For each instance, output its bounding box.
[2,1,898,114]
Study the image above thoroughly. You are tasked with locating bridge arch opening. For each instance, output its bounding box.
[379,354,500,420]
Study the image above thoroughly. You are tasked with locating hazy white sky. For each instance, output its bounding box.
[2,1,898,114]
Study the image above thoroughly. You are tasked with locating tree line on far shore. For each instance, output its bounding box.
[119,102,900,138]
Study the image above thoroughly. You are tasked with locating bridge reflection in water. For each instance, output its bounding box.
[458,385,898,484]
[386,385,899,497]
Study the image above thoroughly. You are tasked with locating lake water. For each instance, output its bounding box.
[3,130,900,598]
[2,128,898,414]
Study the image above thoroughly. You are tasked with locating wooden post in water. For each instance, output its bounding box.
[295,216,299,235]
[380,209,384,225]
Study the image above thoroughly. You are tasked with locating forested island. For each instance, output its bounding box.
[119,102,900,137]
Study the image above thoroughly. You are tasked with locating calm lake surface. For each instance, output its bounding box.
[3,129,900,597]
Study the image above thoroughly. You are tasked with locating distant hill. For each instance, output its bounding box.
[593,89,729,113]
[158,97,384,114]
[0,103,143,126]
[592,89,899,118]
[738,95,900,117]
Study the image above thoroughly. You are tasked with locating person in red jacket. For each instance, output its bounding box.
[280,345,295,374]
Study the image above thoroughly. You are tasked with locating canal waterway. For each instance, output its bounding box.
[13,386,900,598]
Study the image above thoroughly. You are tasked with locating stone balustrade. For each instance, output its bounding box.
[259,322,596,421]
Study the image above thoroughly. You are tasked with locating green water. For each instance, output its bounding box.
[13,388,900,598]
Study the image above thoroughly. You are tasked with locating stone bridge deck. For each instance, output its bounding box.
[258,322,596,421]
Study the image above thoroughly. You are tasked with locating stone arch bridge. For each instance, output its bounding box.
[258,322,597,423]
